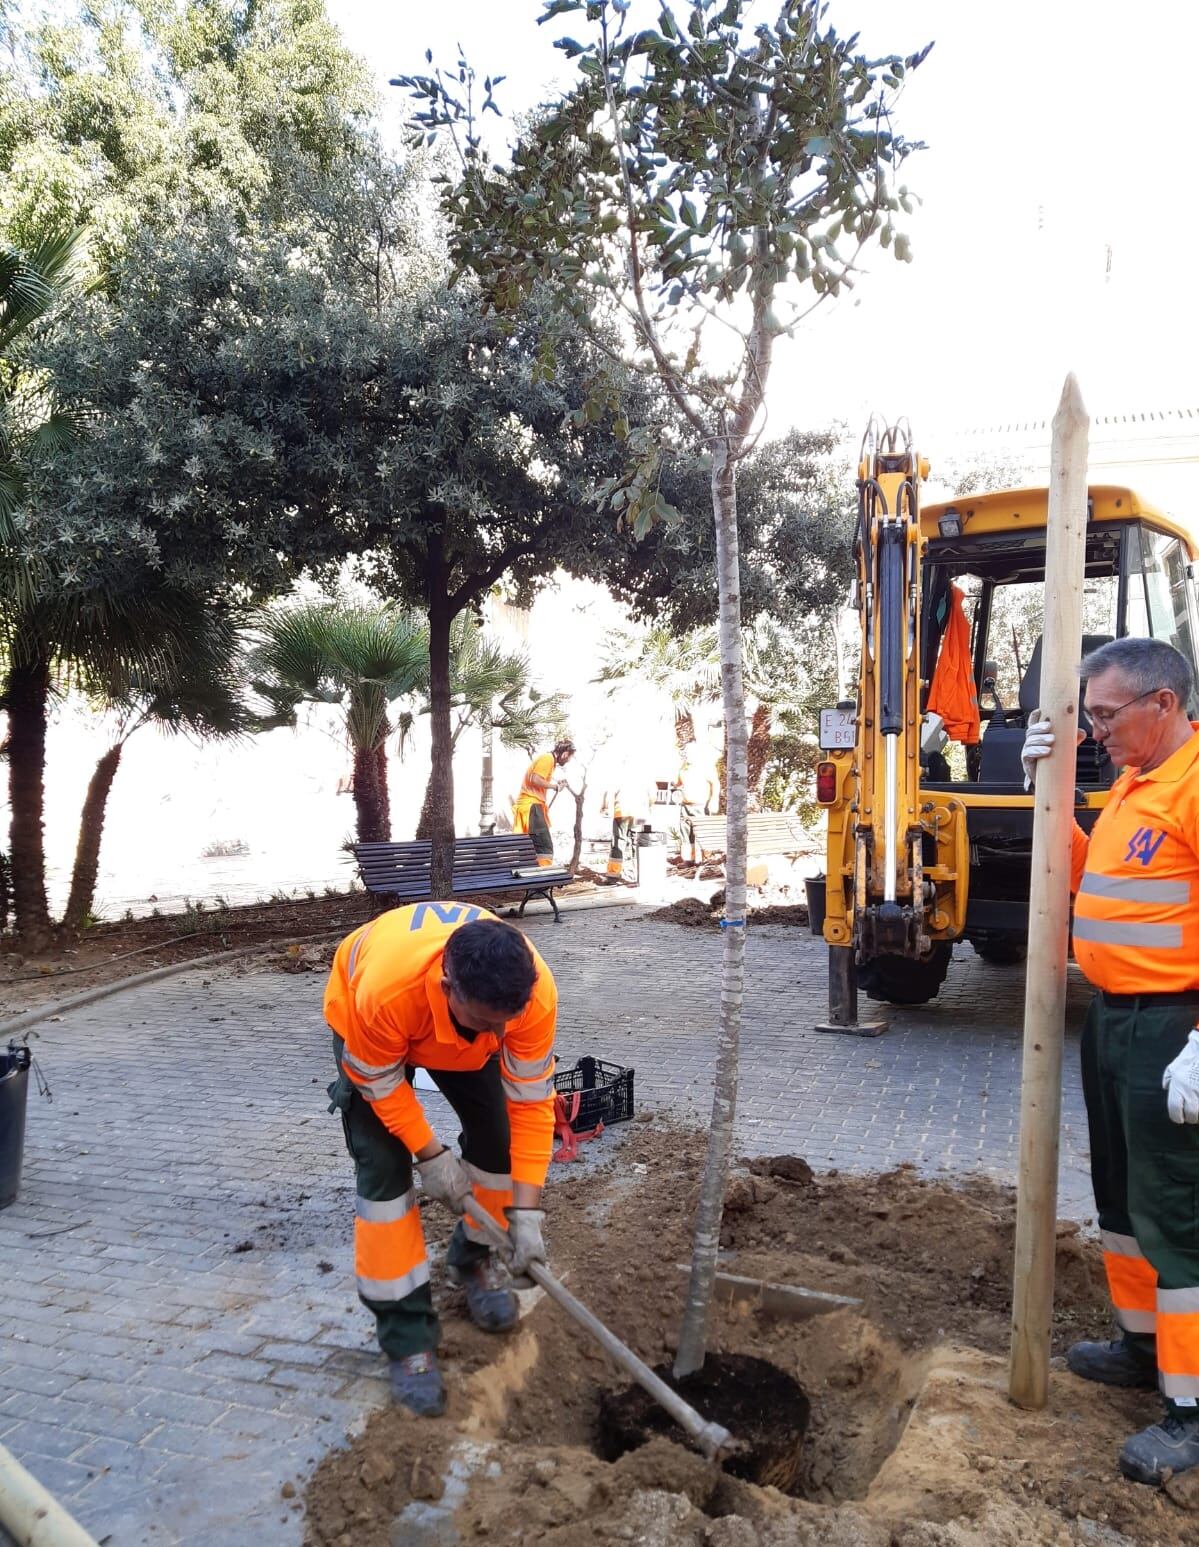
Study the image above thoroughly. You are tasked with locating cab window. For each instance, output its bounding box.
[1127,527,1199,712]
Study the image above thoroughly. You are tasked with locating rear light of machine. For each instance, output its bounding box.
[815,761,837,804]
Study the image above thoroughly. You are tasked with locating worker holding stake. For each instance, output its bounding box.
[1024,637,1199,1484]
[324,903,556,1417]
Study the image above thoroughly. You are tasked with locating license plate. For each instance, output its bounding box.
[819,707,856,750]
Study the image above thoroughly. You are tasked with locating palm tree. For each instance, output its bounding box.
[61,603,246,932]
[249,601,427,843]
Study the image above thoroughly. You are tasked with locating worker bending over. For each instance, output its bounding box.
[1024,637,1199,1484]
[512,739,575,865]
[324,903,556,1417]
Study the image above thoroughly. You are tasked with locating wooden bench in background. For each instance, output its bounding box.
[685,812,809,864]
[352,834,573,922]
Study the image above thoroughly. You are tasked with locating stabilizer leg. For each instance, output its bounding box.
[815,945,887,1037]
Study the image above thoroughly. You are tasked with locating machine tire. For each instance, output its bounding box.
[858,944,952,1006]
[969,935,1027,966]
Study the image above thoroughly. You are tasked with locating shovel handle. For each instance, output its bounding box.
[462,1198,733,1461]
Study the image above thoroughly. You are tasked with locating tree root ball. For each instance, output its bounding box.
[596,1352,811,1496]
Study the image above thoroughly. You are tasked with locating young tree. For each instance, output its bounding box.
[399,0,926,1373]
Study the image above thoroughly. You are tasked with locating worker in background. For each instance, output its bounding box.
[324,903,556,1417]
[600,767,651,883]
[512,739,575,865]
[926,581,981,750]
[1023,637,1199,1485]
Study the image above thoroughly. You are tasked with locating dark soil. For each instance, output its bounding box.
[598,1351,811,1493]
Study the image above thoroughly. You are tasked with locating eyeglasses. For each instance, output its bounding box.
[1086,688,1162,729]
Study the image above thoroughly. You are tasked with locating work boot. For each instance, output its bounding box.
[388,1350,445,1417]
[1066,1336,1158,1390]
[448,1254,518,1333]
[1119,1413,1199,1484]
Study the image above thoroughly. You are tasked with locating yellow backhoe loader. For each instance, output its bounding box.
[808,420,1199,1031]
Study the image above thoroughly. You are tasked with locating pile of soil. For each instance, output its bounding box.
[303,1128,1195,1547]
[647,896,810,929]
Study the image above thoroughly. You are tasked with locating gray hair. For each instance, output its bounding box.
[1081,636,1193,708]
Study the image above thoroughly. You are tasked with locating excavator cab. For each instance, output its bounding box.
[813,460,1199,1024]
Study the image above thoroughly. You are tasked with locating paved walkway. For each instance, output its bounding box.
[0,906,1096,1545]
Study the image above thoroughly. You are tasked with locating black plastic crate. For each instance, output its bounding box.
[554,1056,634,1132]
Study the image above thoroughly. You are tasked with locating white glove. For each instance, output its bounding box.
[1022,711,1055,789]
[1163,1030,1199,1124]
[503,1207,547,1285]
[416,1147,472,1212]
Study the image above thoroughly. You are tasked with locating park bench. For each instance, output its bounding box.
[684,812,810,864]
[352,835,573,922]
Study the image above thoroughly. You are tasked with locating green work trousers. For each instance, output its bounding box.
[1081,990,1199,1413]
[527,800,553,860]
[328,1039,511,1359]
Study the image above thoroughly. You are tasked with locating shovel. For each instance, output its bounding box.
[461,1196,733,1460]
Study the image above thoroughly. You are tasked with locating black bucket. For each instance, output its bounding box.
[804,874,828,937]
[0,1042,32,1210]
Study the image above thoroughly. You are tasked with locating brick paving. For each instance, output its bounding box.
[0,905,1096,1545]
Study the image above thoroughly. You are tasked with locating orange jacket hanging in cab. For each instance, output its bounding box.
[926,583,980,744]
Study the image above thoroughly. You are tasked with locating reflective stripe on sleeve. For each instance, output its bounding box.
[502,1074,555,1103]
[1078,874,1191,905]
[1159,1287,1199,1314]
[1072,917,1184,948]
[340,1047,408,1101]
[501,1049,555,1080]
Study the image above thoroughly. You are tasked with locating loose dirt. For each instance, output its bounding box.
[303,1128,1193,1547]
[647,896,811,929]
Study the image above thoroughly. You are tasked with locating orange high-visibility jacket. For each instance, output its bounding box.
[324,902,557,1186]
[926,583,980,745]
[1069,729,1199,994]
[512,752,555,834]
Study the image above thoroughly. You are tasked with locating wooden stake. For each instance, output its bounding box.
[1009,373,1090,1409]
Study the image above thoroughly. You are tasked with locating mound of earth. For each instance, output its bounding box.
[303,1127,1192,1547]
[647,897,811,929]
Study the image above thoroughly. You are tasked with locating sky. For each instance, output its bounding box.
[331,0,1199,469]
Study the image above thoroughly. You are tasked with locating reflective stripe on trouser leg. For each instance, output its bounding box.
[1101,1230,1158,1335]
[355,1189,430,1302]
[1157,1287,1199,1402]
[461,1160,513,1246]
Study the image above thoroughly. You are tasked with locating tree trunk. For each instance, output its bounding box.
[62,742,124,933]
[427,585,456,898]
[351,744,388,843]
[479,707,496,834]
[674,438,749,1379]
[374,741,391,840]
[6,650,54,948]
[675,709,695,752]
[746,702,772,808]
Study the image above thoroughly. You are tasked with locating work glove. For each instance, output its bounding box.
[1163,1030,1199,1124]
[415,1147,473,1213]
[503,1207,547,1287]
[1021,711,1055,789]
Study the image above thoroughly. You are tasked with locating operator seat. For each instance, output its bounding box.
[977,633,1115,787]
